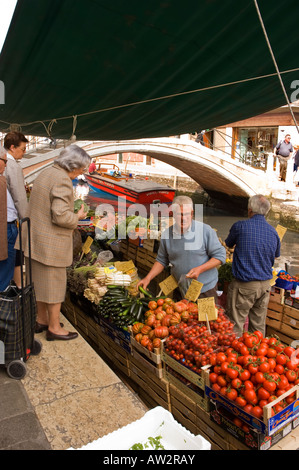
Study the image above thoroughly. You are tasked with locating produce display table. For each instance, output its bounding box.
[61,292,299,451]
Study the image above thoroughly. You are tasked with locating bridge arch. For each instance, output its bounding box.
[81,138,270,202]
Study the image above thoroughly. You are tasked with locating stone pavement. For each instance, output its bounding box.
[0,367,51,450]
[0,314,147,450]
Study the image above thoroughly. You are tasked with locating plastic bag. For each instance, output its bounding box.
[96,250,114,265]
[178,273,192,297]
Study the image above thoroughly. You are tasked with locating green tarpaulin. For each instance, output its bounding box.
[0,0,299,140]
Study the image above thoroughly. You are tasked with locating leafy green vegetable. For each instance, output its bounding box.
[129,435,164,450]
[74,198,89,214]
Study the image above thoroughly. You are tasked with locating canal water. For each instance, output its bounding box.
[74,182,299,276]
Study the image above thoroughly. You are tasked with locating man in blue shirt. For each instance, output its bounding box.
[137,196,226,300]
[225,194,281,337]
[275,134,293,182]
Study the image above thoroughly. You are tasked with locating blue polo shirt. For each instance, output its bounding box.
[225,214,280,282]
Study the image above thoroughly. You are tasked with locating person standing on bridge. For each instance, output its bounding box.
[275,134,293,182]
[137,195,226,301]
[3,131,29,289]
[225,194,280,337]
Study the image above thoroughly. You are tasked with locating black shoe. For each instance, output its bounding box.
[46,330,78,341]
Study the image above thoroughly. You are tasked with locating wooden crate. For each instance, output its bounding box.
[162,350,210,412]
[136,247,157,269]
[269,287,285,305]
[141,238,156,252]
[266,326,296,346]
[129,354,170,410]
[168,383,199,436]
[268,300,284,313]
[61,293,77,325]
[130,335,163,378]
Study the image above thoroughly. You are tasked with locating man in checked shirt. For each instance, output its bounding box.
[225,195,281,337]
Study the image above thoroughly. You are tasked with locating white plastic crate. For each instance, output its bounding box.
[69,406,210,450]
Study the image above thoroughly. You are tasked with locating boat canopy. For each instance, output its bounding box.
[0,0,299,141]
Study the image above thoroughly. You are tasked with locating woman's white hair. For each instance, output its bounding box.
[54,144,91,172]
[248,194,270,216]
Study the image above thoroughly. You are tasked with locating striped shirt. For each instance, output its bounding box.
[225,214,280,282]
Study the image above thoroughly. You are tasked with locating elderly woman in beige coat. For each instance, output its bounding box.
[24,145,91,341]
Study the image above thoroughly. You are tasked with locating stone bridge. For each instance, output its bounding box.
[80,137,289,207]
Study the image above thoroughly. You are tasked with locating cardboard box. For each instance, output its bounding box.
[205,385,299,436]
[209,404,293,450]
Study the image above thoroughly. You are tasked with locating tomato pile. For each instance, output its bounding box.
[132,298,197,351]
[164,309,237,371]
[278,271,299,283]
[208,331,299,419]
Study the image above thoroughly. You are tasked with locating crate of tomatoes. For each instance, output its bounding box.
[205,330,299,445]
[275,270,299,291]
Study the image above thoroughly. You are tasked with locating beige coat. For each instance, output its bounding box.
[23,164,78,267]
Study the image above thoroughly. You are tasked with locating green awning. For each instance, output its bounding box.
[0,0,299,141]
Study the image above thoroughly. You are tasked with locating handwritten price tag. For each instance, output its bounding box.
[197,297,218,321]
[276,224,287,241]
[159,275,178,296]
[185,280,203,302]
[82,236,93,254]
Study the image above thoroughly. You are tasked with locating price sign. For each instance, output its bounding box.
[269,275,278,287]
[185,279,203,302]
[82,236,93,254]
[197,297,218,322]
[159,275,178,296]
[276,224,287,241]
[114,260,135,273]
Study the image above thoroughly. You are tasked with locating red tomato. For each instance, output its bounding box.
[216,352,227,364]
[284,346,295,358]
[212,383,221,393]
[256,346,268,357]
[266,348,277,358]
[257,387,270,401]
[252,406,263,419]
[231,378,242,389]
[243,403,253,414]
[235,396,247,407]
[274,364,285,375]
[277,374,289,390]
[286,359,298,371]
[239,370,251,381]
[259,361,271,373]
[226,366,239,380]
[276,353,287,365]
[286,370,297,382]
[253,330,264,341]
[248,363,259,375]
[209,372,218,384]
[244,380,254,390]
[220,361,229,374]
[233,417,243,428]
[217,375,227,387]
[255,371,265,384]
[263,380,277,392]
[226,388,238,401]
[244,389,258,405]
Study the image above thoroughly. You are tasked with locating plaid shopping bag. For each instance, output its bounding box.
[0,283,37,364]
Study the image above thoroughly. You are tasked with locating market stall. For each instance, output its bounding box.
[61,207,299,450]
